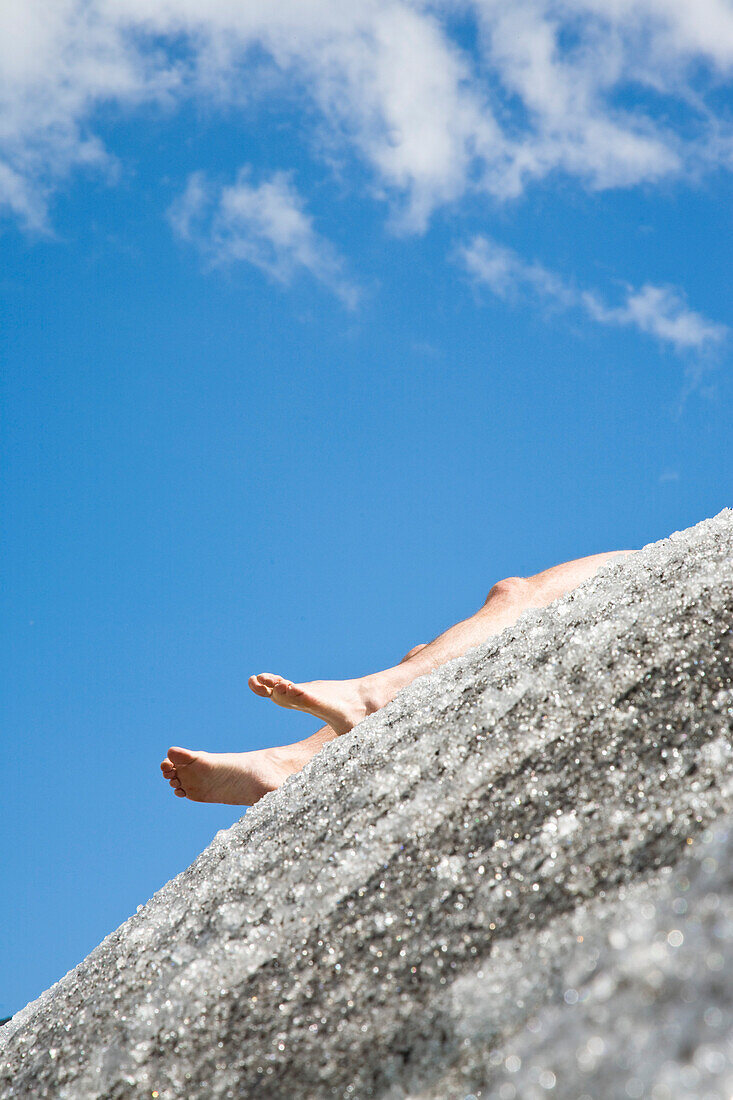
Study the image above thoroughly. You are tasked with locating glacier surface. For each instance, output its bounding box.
[2,511,733,1098]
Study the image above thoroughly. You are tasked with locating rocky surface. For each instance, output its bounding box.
[2,511,732,1099]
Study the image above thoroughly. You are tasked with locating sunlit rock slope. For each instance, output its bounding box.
[2,511,732,1099]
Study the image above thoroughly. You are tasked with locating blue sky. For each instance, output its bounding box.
[2,0,732,1017]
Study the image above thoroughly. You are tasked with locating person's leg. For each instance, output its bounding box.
[249,550,634,735]
[160,644,428,805]
[162,550,634,806]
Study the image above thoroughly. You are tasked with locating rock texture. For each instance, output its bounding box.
[2,511,733,1100]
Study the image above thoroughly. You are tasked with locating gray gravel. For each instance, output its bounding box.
[2,510,732,1099]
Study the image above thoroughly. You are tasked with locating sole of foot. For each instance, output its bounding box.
[248,673,373,735]
[160,745,297,806]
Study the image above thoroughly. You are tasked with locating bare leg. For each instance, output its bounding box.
[249,550,634,735]
[162,551,633,806]
[160,644,428,806]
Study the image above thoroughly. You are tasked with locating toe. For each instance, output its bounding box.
[248,675,272,698]
[272,678,294,694]
[168,746,198,767]
[161,759,176,777]
[274,680,304,700]
[169,778,180,789]
[174,788,186,798]
[256,673,285,692]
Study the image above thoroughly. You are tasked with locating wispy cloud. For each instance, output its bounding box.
[581,285,728,353]
[459,238,575,309]
[459,235,727,356]
[169,168,360,308]
[3,1,733,230]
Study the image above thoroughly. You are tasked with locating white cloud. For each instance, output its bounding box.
[582,284,728,352]
[0,0,173,227]
[3,1,733,230]
[0,160,47,229]
[459,237,574,307]
[170,167,360,307]
[459,235,728,355]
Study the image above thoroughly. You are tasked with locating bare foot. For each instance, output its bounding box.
[247,643,430,735]
[160,745,302,806]
[247,673,388,735]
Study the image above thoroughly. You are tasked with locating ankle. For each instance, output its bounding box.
[268,740,325,778]
[359,669,406,716]
[266,743,302,774]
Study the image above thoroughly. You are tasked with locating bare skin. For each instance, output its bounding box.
[162,743,311,807]
[162,550,633,806]
[161,645,427,805]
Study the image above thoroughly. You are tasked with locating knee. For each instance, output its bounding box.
[484,575,531,606]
